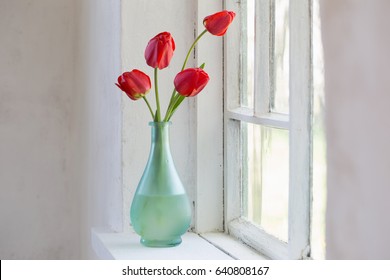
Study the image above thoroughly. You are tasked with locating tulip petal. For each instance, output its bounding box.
[116,70,151,101]
[145,32,175,69]
[203,10,236,36]
[115,83,122,91]
[174,68,210,97]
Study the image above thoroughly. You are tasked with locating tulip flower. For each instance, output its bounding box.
[116,10,236,122]
[203,10,236,36]
[116,70,151,100]
[145,32,176,69]
[174,68,210,97]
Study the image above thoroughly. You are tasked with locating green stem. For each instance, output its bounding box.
[181,29,208,71]
[142,96,155,120]
[154,68,161,122]
[164,29,208,121]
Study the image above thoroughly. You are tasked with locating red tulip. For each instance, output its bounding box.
[116,70,151,100]
[203,10,236,36]
[144,32,176,69]
[174,68,210,97]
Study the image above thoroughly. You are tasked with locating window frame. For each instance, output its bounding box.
[224,0,313,259]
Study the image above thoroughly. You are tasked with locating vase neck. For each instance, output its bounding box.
[149,122,172,154]
[137,121,184,195]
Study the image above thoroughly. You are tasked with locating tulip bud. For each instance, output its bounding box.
[145,32,176,69]
[116,70,151,100]
[203,10,236,36]
[174,68,210,97]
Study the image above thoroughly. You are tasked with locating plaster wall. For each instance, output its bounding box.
[321,0,390,259]
[75,0,122,259]
[0,0,79,259]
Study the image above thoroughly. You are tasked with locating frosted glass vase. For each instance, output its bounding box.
[130,122,191,247]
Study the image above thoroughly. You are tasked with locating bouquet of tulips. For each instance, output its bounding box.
[116,10,235,122]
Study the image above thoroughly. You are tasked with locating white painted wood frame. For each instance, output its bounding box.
[288,0,312,260]
[224,0,313,259]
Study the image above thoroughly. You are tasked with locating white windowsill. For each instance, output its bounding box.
[91,228,267,260]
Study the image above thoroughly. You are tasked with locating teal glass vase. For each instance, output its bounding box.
[130,122,191,247]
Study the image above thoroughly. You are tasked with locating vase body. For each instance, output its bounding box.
[130,122,191,247]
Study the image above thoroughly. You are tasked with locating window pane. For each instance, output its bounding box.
[271,0,289,114]
[240,0,255,108]
[242,122,289,241]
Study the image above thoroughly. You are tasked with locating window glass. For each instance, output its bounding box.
[242,122,289,241]
[271,0,289,114]
[240,0,255,108]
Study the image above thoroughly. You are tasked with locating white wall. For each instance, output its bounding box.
[0,0,79,259]
[75,0,122,259]
[321,0,390,259]
[0,0,122,259]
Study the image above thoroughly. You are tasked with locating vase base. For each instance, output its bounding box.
[140,237,182,247]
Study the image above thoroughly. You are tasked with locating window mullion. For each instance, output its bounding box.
[288,0,313,259]
[254,0,272,116]
[224,0,243,226]
[227,108,289,129]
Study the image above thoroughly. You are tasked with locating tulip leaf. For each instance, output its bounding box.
[200,63,206,69]
[167,95,186,121]
[154,110,158,122]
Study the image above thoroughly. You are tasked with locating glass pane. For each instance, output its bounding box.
[240,0,255,108]
[242,122,289,241]
[272,0,289,114]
